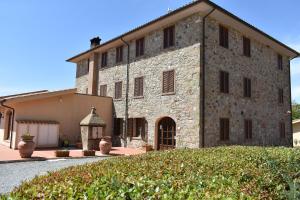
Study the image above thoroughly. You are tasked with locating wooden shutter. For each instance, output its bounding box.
[278,54,283,70]
[244,78,251,98]
[243,37,251,57]
[163,70,174,93]
[115,82,122,99]
[101,52,107,68]
[134,77,144,97]
[136,38,145,57]
[219,25,228,48]
[245,119,252,139]
[220,118,229,141]
[127,118,133,138]
[220,71,229,93]
[164,26,175,49]
[116,46,123,63]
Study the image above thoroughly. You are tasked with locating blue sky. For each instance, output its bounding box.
[0,0,299,102]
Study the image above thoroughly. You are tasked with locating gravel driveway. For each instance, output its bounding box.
[0,157,106,194]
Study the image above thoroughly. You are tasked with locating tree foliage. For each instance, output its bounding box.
[292,100,300,120]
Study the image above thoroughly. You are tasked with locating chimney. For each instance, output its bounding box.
[90,37,101,49]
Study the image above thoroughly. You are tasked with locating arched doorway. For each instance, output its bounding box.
[157,117,176,150]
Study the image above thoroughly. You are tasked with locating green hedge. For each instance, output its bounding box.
[4,147,300,199]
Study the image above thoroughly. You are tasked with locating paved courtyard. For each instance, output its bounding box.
[0,157,106,194]
[0,145,145,163]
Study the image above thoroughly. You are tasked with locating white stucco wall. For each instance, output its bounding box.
[293,122,300,147]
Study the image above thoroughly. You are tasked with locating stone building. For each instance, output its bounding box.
[67,0,299,149]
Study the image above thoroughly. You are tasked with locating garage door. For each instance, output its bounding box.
[17,122,59,148]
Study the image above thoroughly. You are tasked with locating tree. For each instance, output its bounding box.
[292,100,300,120]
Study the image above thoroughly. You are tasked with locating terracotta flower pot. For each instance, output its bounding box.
[99,136,112,155]
[55,150,70,157]
[82,150,96,156]
[18,136,35,158]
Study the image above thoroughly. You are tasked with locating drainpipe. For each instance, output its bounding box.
[121,37,130,147]
[200,8,215,148]
[0,99,15,149]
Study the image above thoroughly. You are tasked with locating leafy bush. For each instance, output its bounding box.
[3,147,300,199]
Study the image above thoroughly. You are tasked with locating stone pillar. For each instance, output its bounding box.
[88,53,99,95]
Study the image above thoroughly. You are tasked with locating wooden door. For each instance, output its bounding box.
[158,117,176,150]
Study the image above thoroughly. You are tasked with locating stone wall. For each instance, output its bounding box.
[97,13,202,148]
[75,59,89,94]
[74,12,293,148]
[204,17,292,147]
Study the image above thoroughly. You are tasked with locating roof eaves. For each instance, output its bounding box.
[66,0,205,62]
[66,0,300,62]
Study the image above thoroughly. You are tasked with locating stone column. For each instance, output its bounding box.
[88,53,99,95]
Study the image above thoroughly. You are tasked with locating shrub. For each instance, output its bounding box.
[4,146,300,199]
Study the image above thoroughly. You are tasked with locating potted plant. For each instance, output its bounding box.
[82,150,96,156]
[55,150,70,157]
[18,133,35,158]
[142,143,154,152]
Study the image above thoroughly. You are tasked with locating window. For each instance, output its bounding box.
[136,38,145,57]
[243,77,251,98]
[116,46,123,63]
[100,85,107,97]
[219,25,229,48]
[162,70,175,94]
[114,118,123,136]
[278,88,284,104]
[243,36,251,57]
[278,54,283,70]
[115,81,122,99]
[76,59,89,78]
[101,52,108,68]
[220,118,230,141]
[220,71,229,93]
[279,122,285,138]
[244,119,252,139]
[127,118,146,138]
[163,26,175,49]
[134,77,144,97]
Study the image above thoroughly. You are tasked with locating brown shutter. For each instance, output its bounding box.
[163,28,168,49]
[139,77,144,96]
[249,120,252,139]
[163,70,174,93]
[280,122,285,138]
[163,71,168,93]
[225,72,229,93]
[169,70,174,93]
[225,119,229,140]
[220,119,224,140]
[278,54,283,70]
[127,118,133,138]
[243,37,251,57]
[115,82,122,99]
[134,78,139,96]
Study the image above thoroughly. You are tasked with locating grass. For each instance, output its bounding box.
[2,146,300,199]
